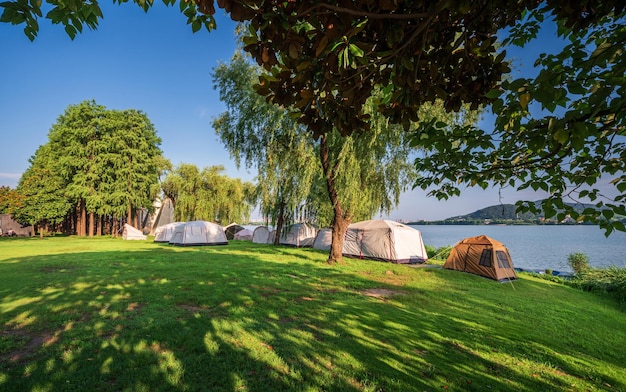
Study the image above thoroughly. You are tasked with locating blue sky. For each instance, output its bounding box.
[1,4,562,221]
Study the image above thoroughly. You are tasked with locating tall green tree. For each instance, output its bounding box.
[103,109,164,231]
[47,100,106,236]
[213,51,319,242]
[18,101,165,236]
[161,163,254,224]
[213,51,458,262]
[12,144,71,236]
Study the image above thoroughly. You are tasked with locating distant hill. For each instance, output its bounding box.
[448,204,537,221]
[445,201,600,222]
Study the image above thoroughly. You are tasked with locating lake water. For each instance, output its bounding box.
[411,224,626,273]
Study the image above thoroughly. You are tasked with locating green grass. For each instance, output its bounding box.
[1,236,625,391]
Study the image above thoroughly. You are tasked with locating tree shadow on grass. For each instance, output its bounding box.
[0,241,624,391]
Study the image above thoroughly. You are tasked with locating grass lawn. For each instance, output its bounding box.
[1,236,625,391]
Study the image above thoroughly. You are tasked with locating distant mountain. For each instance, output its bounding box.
[448,204,537,221]
[446,201,598,222]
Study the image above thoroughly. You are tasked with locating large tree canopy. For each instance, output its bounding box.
[4,1,620,135]
[3,0,624,235]
[414,5,626,234]
[212,48,476,262]
[15,100,165,236]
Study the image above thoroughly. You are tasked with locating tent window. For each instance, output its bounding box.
[496,251,511,268]
[479,249,492,267]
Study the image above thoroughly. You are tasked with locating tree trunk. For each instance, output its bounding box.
[112,218,119,238]
[127,202,133,228]
[88,211,95,237]
[273,198,286,245]
[97,215,103,236]
[320,134,351,263]
[78,199,87,237]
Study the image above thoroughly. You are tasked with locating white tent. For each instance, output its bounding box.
[234,228,253,241]
[169,221,228,246]
[313,228,332,250]
[122,223,147,240]
[154,222,185,243]
[252,226,272,244]
[342,220,428,264]
[279,223,317,247]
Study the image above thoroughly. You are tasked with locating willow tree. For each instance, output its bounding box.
[213,51,319,242]
[161,163,254,224]
[213,50,474,261]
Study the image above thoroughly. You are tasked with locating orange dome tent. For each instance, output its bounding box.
[444,235,517,281]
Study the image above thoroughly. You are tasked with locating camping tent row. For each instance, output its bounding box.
[251,223,317,247]
[154,221,228,246]
[153,220,515,281]
[252,220,429,264]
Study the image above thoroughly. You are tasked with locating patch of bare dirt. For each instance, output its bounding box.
[1,328,60,364]
[361,288,407,298]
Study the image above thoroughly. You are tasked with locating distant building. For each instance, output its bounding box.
[0,214,33,236]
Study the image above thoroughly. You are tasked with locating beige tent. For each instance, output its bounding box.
[342,220,428,264]
[154,222,185,243]
[234,228,253,241]
[313,228,332,250]
[279,223,317,247]
[252,226,272,244]
[169,221,228,246]
[444,235,517,281]
[122,223,147,240]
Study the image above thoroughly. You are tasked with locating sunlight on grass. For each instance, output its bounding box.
[1,237,625,391]
[1,296,43,314]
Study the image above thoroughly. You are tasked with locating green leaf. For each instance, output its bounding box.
[485,89,502,99]
[348,43,364,58]
[191,19,201,33]
[553,129,568,144]
[64,24,77,40]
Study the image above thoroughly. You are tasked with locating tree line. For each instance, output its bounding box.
[0,101,255,237]
[2,1,624,261]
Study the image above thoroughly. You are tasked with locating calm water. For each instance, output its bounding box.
[411,224,626,272]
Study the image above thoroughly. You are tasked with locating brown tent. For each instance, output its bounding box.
[444,235,517,281]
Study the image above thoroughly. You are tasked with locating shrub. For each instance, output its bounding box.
[425,245,452,261]
[568,252,590,274]
[568,266,626,304]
